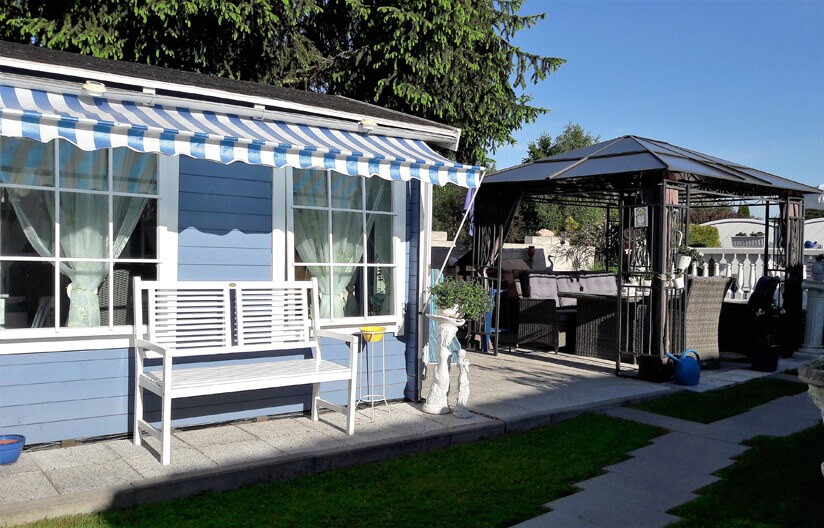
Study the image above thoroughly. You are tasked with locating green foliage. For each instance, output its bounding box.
[633,377,805,424]
[429,278,492,319]
[805,208,824,220]
[673,425,824,527]
[522,121,600,162]
[737,204,750,218]
[24,415,662,528]
[677,245,704,265]
[432,184,466,241]
[688,225,720,247]
[0,1,564,167]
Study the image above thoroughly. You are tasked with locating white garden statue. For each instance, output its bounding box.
[423,313,463,415]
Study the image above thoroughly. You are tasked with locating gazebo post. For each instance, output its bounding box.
[615,192,625,376]
[651,181,669,364]
[763,199,771,277]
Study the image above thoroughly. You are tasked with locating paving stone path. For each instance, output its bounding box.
[514,391,822,527]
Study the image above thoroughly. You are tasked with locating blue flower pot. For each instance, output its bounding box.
[0,435,25,465]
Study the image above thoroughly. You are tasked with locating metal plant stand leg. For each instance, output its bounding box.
[453,348,473,418]
[357,332,390,423]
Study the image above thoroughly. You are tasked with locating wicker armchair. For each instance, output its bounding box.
[684,276,733,365]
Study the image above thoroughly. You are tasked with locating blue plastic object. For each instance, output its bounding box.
[0,435,24,465]
[666,349,701,386]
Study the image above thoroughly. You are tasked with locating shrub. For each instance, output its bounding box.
[689,225,721,247]
[429,279,492,320]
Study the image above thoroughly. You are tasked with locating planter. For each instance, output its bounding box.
[732,236,765,248]
[0,435,24,465]
[751,344,780,372]
[676,255,692,272]
[435,305,463,319]
[797,360,824,479]
[672,276,685,289]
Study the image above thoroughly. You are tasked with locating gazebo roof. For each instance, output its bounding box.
[485,135,818,196]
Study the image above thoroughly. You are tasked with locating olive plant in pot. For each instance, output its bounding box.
[798,358,824,478]
[750,302,785,372]
[424,279,492,417]
[676,245,703,273]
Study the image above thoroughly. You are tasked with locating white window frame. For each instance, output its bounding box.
[0,146,178,353]
[284,167,406,332]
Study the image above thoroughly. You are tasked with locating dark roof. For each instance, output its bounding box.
[0,40,456,134]
[485,135,818,195]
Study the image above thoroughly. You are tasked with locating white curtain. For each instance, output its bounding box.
[4,139,155,326]
[294,208,333,317]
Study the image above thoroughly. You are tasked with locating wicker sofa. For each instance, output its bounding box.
[515,271,618,352]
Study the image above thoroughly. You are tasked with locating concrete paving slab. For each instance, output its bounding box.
[175,424,256,448]
[30,442,120,471]
[650,430,741,449]
[603,456,721,492]
[602,407,707,435]
[0,452,41,477]
[576,471,699,512]
[545,491,681,528]
[114,436,218,479]
[46,458,141,495]
[626,437,746,475]
[720,408,820,438]
[0,471,59,505]
[198,439,284,466]
[512,510,602,527]
[107,435,189,460]
[237,416,328,440]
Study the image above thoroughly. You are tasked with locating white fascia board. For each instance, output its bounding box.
[0,57,462,150]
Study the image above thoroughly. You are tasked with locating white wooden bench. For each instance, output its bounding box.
[131,278,358,465]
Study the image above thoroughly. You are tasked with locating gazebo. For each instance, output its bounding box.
[471,135,818,379]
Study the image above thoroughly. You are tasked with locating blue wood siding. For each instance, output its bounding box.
[0,162,422,445]
[178,157,273,281]
[403,180,421,400]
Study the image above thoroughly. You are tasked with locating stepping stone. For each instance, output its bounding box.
[604,456,720,492]
[576,472,699,512]
[511,510,600,527]
[544,491,681,528]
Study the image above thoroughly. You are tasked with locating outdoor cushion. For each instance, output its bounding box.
[525,273,559,304]
[556,276,584,307]
[583,273,617,295]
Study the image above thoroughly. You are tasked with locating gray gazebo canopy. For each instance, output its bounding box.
[484,135,819,202]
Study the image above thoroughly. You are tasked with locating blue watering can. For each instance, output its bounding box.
[666,349,700,386]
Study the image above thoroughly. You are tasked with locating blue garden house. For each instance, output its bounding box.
[0,41,481,446]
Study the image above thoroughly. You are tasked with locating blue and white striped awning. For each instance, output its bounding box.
[0,85,483,188]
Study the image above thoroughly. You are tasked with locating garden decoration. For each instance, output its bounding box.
[751,302,785,371]
[0,435,24,465]
[666,349,700,386]
[798,358,824,479]
[424,279,492,417]
[811,254,824,281]
[676,245,703,272]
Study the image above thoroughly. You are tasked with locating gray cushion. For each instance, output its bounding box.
[556,276,583,307]
[527,274,559,304]
[584,273,617,295]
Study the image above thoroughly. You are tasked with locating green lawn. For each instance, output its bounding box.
[632,377,806,424]
[25,415,662,528]
[673,424,824,527]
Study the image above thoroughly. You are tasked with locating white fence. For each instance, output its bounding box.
[693,248,824,300]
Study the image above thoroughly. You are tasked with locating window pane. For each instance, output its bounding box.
[59,262,109,327]
[368,266,394,316]
[0,261,54,329]
[113,149,157,194]
[114,197,156,259]
[294,209,329,264]
[296,265,332,318]
[0,137,55,187]
[59,141,107,191]
[366,177,391,211]
[110,262,157,326]
[1,187,54,256]
[331,172,362,209]
[367,214,393,264]
[332,212,364,264]
[293,168,327,206]
[60,192,108,258]
[333,266,363,318]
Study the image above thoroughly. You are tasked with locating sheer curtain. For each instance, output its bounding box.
[294,208,333,317]
[4,139,155,326]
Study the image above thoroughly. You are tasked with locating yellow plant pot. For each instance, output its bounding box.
[360,326,386,343]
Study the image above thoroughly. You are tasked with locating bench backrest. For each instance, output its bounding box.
[133,278,320,354]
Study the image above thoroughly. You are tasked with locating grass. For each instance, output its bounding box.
[632,377,806,424]
[673,424,824,527]
[24,414,662,528]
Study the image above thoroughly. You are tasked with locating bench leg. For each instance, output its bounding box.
[346,376,356,435]
[311,382,320,421]
[161,392,172,465]
[133,385,142,447]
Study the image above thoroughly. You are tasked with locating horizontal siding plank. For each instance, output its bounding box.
[178,211,271,233]
[178,265,272,281]
[0,348,129,366]
[178,247,272,266]
[179,229,272,250]
[179,192,271,216]
[179,174,272,198]
[180,157,273,181]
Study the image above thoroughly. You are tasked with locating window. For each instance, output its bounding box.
[0,138,159,330]
[290,168,397,322]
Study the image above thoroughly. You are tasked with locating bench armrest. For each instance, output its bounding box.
[134,339,169,356]
[316,328,358,346]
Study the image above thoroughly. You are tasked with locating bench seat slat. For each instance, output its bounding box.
[139,359,351,398]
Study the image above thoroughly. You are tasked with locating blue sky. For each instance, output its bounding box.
[492,0,824,187]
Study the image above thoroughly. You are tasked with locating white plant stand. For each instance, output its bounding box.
[423,313,464,415]
[798,280,824,359]
[357,329,390,422]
